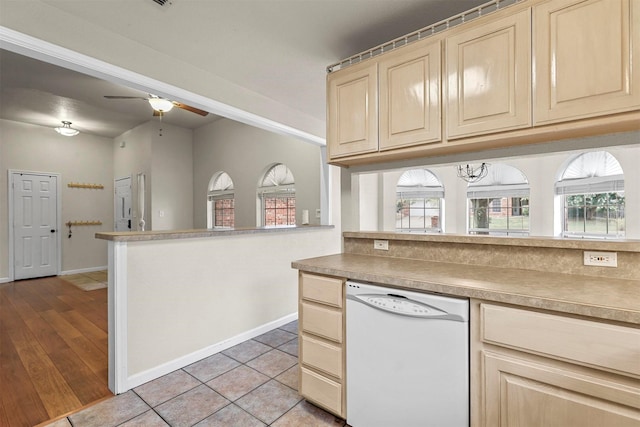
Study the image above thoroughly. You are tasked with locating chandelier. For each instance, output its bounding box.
[456,163,488,183]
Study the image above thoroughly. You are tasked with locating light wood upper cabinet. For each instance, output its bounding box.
[327,61,378,158]
[446,8,532,139]
[378,38,442,151]
[534,0,640,124]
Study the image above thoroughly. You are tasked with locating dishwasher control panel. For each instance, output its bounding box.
[361,295,437,315]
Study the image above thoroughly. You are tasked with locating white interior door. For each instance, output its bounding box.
[12,172,59,280]
[115,176,132,232]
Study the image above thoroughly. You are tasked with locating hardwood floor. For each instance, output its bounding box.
[0,276,111,427]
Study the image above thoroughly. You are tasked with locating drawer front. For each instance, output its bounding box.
[301,335,343,379]
[300,367,343,417]
[301,302,343,343]
[301,273,343,308]
[481,304,640,376]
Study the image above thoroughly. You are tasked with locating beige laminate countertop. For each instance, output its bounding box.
[292,253,640,325]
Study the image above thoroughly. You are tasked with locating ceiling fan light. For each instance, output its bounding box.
[148,97,174,112]
[55,121,79,137]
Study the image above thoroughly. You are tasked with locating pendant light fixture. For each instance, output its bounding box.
[55,121,79,137]
[456,163,488,183]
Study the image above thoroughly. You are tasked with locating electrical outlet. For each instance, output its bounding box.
[583,251,617,267]
[315,209,321,219]
[374,240,389,250]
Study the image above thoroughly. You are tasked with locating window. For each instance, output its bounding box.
[258,164,296,227]
[467,164,530,236]
[207,172,234,228]
[556,151,624,239]
[396,169,444,232]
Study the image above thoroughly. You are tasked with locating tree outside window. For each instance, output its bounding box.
[556,151,625,239]
[466,164,530,236]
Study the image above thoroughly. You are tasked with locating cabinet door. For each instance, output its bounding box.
[483,351,640,427]
[534,0,640,124]
[327,61,378,159]
[379,38,441,150]
[446,8,532,139]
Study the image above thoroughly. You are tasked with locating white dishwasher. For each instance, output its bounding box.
[346,280,469,427]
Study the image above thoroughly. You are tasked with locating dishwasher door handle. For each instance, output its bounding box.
[346,294,466,321]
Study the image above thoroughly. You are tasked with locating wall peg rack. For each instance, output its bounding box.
[65,220,103,227]
[67,182,104,189]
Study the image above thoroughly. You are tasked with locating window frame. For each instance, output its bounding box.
[555,152,625,239]
[258,164,296,228]
[207,172,235,229]
[395,169,444,233]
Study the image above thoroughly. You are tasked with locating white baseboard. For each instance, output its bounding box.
[123,312,298,392]
[0,277,10,284]
[59,266,108,276]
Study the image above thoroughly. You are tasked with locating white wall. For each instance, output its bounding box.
[150,124,194,230]
[113,121,194,231]
[193,119,322,229]
[0,4,324,139]
[114,122,152,231]
[350,132,640,239]
[0,119,113,279]
[121,228,340,383]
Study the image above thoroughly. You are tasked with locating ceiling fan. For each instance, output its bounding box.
[104,94,209,116]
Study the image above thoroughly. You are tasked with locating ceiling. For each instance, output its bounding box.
[0,0,487,139]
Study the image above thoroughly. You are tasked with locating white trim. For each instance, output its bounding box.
[122,312,298,391]
[108,241,128,394]
[0,277,11,284]
[59,266,108,275]
[8,170,62,281]
[0,26,325,147]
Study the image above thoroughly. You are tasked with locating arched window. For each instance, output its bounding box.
[467,164,530,236]
[258,163,296,227]
[207,172,234,229]
[556,151,624,238]
[396,169,444,232]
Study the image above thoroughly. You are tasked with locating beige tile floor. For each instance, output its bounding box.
[43,321,346,427]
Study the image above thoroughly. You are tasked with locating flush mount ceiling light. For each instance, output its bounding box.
[456,163,488,183]
[147,97,174,113]
[54,121,79,137]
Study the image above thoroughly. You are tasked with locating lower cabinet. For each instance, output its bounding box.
[298,272,346,418]
[475,302,640,426]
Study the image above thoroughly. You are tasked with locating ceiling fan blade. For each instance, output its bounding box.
[104,95,148,100]
[172,102,209,116]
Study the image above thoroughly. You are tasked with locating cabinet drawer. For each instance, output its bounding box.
[481,304,640,376]
[301,302,343,343]
[301,335,343,379]
[301,273,343,307]
[300,367,343,416]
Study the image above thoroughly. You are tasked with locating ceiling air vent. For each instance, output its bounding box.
[151,0,172,6]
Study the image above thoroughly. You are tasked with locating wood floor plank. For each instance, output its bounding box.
[1,276,110,426]
[60,310,108,355]
[8,326,82,417]
[7,287,71,356]
[0,297,50,427]
[57,292,108,332]
[40,310,108,375]
[47,347,112,406]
